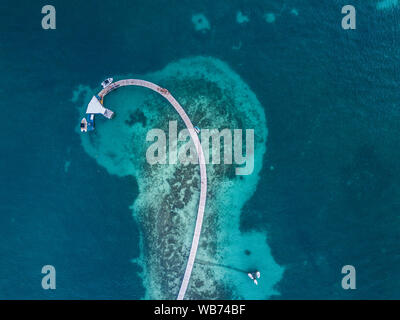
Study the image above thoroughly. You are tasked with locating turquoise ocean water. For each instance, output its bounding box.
[1,0,400,299]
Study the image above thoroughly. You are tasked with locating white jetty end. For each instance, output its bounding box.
[86,96,115,119]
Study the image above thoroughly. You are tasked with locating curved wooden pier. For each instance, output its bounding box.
[97,79,207,300]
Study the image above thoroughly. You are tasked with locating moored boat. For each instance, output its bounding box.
[80,118,87,132]
[101,77,113,89]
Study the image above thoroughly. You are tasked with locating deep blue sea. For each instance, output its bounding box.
[1,0,400,299]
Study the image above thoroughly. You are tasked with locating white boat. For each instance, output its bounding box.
[248,271,260,285]
[101,77,113,89]
[80,118,87,132]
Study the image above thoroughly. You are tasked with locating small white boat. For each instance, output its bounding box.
[80,118,87,132]
[101,77,113,89]
[248,271,260,285]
